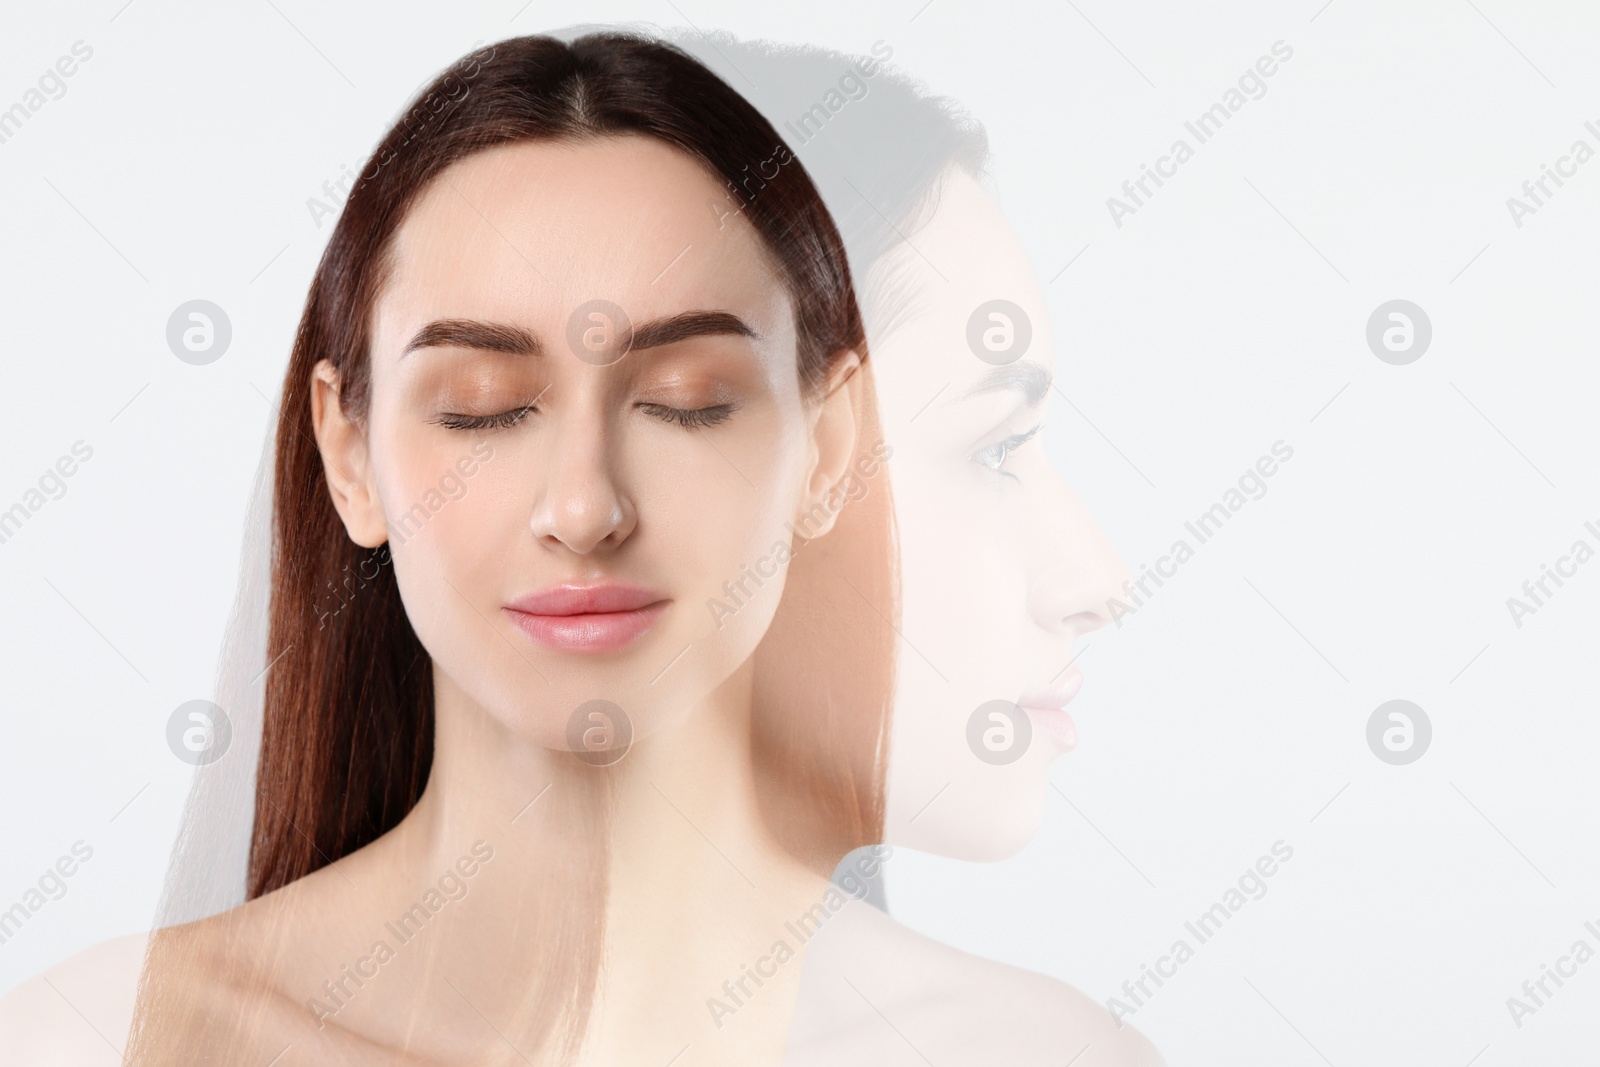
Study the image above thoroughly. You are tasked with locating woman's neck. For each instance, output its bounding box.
[384,657,838,1065]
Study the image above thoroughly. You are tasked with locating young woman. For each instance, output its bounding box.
[10,30,898,1067]
[2,29,1161,1067]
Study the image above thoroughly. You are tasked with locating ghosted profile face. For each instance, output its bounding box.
[871,169,1129,859]
[310,135,860,753]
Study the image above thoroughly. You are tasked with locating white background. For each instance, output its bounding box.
[2,1,1597,1063]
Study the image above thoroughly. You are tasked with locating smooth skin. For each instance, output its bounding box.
[0,142,1162,1067]
[4,134,866,1067]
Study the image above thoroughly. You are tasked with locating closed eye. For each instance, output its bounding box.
[430,402,537,431]
[637,402,737,429]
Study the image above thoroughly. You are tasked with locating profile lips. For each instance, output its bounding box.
[1017,663,1085,713]
[1018,665,1085,752]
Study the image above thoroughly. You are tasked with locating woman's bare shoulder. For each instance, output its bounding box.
[0,869,351,1067]
[789,899,1166,1066]
[0,873,324,1056]
[0,931,149,1066]
[121,866,418,1062]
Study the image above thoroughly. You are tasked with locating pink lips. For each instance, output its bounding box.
[1018,664,1085,751]
[503,582,669,654]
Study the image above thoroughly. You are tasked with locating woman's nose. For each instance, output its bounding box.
[527,410,636,555]
[1025,476,1131,641]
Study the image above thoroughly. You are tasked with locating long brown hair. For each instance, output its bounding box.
[123,32,899,1065]
[249,30,897,898]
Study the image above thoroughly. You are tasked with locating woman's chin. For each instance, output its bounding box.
[886,783,1048,862]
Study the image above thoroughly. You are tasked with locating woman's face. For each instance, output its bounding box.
[871,170,1130,859]
[321,136,847,754]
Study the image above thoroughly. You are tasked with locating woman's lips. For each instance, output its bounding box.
[503,583,669,654]
[1019,664,1085,752]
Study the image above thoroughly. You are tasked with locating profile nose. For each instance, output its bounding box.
[527,409,636,555]
[1025,477,1131,641]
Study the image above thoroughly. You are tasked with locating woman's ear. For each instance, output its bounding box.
[795,350,865,538]
[310,360,389,548]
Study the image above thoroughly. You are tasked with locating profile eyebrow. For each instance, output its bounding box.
[403,319,541,358]
[959,360,1053,406]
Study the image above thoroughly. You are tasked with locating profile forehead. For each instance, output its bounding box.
[869,170,1052,366]
[912,170,1039,303]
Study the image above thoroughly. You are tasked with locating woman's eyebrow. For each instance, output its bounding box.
[624,310,760,351]
[403,319,540,358]
[401,310,760,359]
[958,360,1053,406]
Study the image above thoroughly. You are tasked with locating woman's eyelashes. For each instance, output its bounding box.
[971,421,1043,481]
[430,402,537,431]
[429,399,739,431]
[636,401,737,429]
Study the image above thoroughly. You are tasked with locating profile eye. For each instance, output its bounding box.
[973,441,1010,472]
[972,422,1042,478]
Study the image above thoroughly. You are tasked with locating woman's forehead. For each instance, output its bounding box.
[373,135,795,364]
